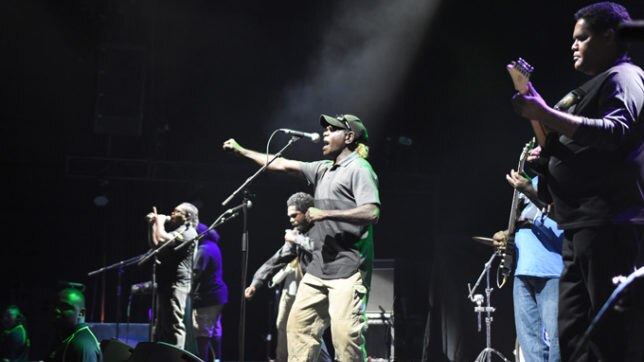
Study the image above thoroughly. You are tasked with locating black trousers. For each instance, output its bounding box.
[558,225,642,362]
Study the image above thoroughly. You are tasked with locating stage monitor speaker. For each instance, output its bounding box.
[88,323,149,348]
[101,338,133,362]
[367,259,394,314]
[130,342,204,362]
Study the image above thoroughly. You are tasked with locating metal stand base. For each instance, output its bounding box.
[475,347,512,362]
[468,249,512,362]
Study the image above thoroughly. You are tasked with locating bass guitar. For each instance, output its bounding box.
[498,138,535,287]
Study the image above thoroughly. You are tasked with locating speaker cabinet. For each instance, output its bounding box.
[365,259,395,360]
[88,323,150,347]
[130,342,204,362]
[367,259,394,313]
[101,338,134,362]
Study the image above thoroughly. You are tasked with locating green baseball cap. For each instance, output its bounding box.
[319,114,369,143]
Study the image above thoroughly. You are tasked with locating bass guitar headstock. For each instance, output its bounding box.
[507,57,534,95]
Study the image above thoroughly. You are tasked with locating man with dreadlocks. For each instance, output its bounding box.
[224,114,380,361]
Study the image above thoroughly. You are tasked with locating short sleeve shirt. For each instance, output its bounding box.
[156,225,197,289]
[298,152,380,284]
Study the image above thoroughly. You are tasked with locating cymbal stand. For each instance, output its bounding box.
[467,249,511,362]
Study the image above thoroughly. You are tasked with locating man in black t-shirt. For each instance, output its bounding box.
[147,202,199,349]
[511,3,644,361]
[224,114,380,361]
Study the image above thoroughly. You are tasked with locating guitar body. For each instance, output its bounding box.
[500,234,515,279]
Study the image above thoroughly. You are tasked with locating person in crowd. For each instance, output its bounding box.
[0,305,29,362]
[47,288,102,362]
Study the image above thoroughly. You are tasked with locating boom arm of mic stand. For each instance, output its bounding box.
[173,209,242,251]
[137,225,188,266]
[467,249,501,301]
[222,136,299,207]
[87,253,147,277]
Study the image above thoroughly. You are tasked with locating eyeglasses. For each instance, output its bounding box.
[337,116,352,132]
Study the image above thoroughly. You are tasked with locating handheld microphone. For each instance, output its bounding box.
[268,260,298,288]
[131,281,156,295]
[146,213,171,223]
[225,200,253,215]
[279,128,321,143]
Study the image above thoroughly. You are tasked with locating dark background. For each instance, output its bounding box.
[2,0,644,361]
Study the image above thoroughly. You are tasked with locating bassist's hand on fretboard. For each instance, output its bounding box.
[507,58,549,147]
[510,82,550,146]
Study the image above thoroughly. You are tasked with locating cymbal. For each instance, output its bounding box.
[472,236,496,247]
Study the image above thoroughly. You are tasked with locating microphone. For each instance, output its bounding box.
[268,261,297,288]
[146,213,171,223]
[225,200,253,215]
[618,20,644,41]
[131,281,156,295]
[279,128,320,143]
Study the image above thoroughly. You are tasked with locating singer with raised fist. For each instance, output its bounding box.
[511,3,644,361]
[147,202,199,349]
[224,114,380,361]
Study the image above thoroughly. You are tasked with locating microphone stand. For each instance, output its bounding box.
[88,253,147,341]
[467,249,512,362]
[173,206,244,252]
[221,135,302,362]
[568,265,644,362]
[137,224,188,266]
[221,136,300,207]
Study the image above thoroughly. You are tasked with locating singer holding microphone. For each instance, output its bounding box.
[244,192,331,362]
[146,202,199,349]
[224,114,380,361]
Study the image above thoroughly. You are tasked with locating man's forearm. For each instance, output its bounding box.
[238,147,300,173]
[522,188,546,210]
[538,107,581,138]
[320,204,380,225]
[151,221,173,245]
[239,147,277,167]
